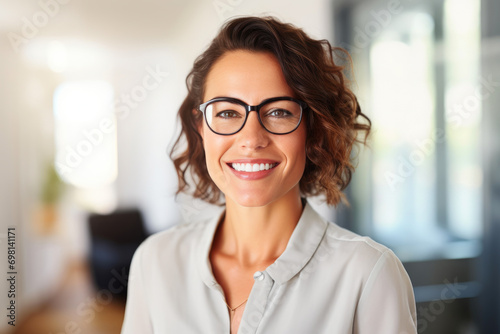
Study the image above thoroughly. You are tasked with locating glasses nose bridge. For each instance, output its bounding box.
[244,103,263,122]
[243,103,264,127]
[245,104,259,113]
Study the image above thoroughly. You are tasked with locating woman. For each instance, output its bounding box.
[121,16,417,334]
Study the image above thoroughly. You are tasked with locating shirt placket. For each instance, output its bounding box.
[236,270,274,334]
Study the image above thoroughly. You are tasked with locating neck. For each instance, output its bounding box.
[213,189,304,268]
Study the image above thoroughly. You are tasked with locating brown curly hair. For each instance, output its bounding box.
[170,16,371,206]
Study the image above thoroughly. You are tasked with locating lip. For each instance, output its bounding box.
[225,159,280,181]
[226,159,279,164]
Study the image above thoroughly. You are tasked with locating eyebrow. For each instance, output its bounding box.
[204,96,296,105]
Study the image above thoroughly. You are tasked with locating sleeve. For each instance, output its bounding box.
[120,242,154,334]
[353,250,417,334]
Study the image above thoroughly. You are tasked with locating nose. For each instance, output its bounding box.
[236,111,270,149]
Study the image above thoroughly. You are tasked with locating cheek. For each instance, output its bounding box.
[203,134,217,167]
[203,145,220,184]
[297,144,307,173]
[296,132,308,178]
[283,127,307,178]
[202,130,228,176]
[293,126,308,164]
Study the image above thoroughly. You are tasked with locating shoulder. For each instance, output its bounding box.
[314,221,414,303]
[132,216,217,268]
[147,219,211,247]
[299,203,402,276]
[318,220,405,280]
[325,222,391,256]
[325,224,418,331]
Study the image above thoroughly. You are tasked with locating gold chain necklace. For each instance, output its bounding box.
[225,299,248,313]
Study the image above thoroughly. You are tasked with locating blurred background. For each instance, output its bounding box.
[0,0,498,333]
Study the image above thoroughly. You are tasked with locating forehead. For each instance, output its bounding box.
[203,50,295,104]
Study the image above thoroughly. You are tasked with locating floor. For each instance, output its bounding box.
[13,261,126,334]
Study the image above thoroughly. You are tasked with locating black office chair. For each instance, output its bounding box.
[87,209,148,300]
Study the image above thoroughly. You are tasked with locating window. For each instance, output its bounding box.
[339,0,482,261]
[53,80,118,213]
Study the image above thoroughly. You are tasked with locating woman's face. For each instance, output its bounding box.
[200,50,307,207]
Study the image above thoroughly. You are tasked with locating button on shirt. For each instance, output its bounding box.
[121,202,417,334]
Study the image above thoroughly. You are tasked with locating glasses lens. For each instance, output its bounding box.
[259,100,302,134]
[205,101,246,134]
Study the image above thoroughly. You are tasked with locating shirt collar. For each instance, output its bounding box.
[266,201,328,284]
[197,208,225,289]
[197,201,328,287]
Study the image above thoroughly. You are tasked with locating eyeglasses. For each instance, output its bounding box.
[198,96,307,135]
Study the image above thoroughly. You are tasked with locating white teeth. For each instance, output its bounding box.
[231,162,277,172]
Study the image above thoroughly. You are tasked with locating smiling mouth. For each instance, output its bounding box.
[229,162,279,172]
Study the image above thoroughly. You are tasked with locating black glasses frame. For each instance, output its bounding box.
[198,96,308,135]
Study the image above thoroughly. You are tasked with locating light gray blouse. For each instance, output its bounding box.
[121,202,417,334]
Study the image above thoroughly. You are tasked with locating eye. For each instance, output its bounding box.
[215,110,241,119]
[265,108,293,118]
